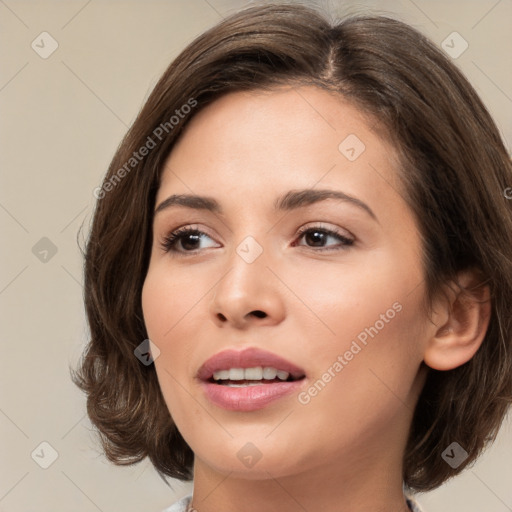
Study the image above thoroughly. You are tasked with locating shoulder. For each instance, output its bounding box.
[160,494,192,512]
[406,495,424,512]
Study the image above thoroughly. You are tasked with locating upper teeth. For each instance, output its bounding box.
[213,367,290,381]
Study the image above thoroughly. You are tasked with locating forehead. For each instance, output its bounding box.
[157,86,404,220]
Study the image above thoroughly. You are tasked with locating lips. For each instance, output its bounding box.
[197,347,306,381]
[197,347,306,412]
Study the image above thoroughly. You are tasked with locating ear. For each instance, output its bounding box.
[424,269,491,371]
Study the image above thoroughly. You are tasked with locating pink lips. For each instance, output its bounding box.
[197,347,306,412]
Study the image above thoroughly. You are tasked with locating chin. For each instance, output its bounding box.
[189,435,305,478]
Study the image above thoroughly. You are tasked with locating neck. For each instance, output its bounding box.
[189,445,409,512]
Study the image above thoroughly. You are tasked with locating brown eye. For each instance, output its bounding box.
[161,228,219,254]
[180,232,202,251]
[304,230,328,247]
[296,227,354,250]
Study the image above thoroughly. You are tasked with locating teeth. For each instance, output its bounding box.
[213,370,230,380]
[262,367,277,379]
[212,366,290,381]
[276,370,289,380]
[229,368,245,380]
[245,367,263,380]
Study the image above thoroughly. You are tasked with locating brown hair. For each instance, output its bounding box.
[73,3,512,491]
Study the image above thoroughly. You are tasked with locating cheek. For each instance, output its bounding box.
[292,296,427,458]
[287,248,427,403]
[141,268,197,423]
[302,288,425,393]
[142,263,216,387]
[142,263,207,343]
[141,266,194,395]
[284,248,424,344]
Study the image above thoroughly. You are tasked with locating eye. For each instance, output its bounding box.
[161,226,220,254]
[160,224,353,255]
[294,225,354,250]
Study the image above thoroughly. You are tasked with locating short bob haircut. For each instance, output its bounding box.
[74,3,512,492]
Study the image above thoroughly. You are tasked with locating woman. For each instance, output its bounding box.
[74,4,512,511]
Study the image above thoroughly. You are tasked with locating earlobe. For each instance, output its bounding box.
[424,270,491,371]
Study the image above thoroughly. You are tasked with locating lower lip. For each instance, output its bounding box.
[201,380,304,412]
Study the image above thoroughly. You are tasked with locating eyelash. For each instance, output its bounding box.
[294,225,354,251]
[160,225,354,255]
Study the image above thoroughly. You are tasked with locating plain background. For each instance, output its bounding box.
[1,0,511,511]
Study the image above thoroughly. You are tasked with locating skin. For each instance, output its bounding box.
[141,86,490,512]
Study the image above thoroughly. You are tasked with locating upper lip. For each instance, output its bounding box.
[197,347,306,381]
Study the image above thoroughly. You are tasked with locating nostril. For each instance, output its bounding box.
[215,310,267,322]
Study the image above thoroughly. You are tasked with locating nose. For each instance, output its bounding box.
[209,247,286,329]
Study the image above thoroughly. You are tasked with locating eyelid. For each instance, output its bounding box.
[159,221,355,255]
[161,223,218,240]
[159,224,222,254]
[292,223,355,251]
[295,222,354,240]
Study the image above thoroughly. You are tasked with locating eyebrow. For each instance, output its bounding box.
[154,189,378,222]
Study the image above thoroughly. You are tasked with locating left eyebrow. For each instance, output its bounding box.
[154,188,378,223]
[274,189,378,222]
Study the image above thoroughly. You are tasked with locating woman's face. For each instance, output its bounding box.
[142,86,433,480]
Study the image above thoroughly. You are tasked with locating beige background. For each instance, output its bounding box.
[1,0,511,511]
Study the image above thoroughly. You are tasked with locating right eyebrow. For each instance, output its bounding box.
[154,194,222,215]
